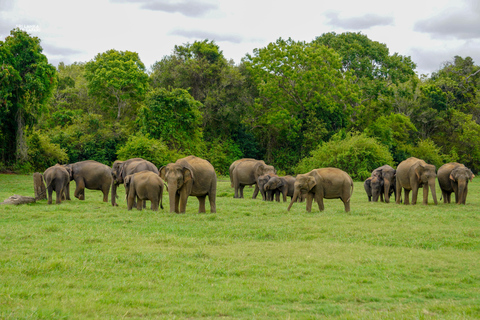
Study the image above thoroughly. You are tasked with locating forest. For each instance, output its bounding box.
[1,28,480,179]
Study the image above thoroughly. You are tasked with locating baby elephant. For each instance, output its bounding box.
[264,175,296,202]
[124,171,165,211]
[364,176,383,202]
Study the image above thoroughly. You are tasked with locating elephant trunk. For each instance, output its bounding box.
[111,182,118,206]
[429,179,438,205]
[457,181,466,204]
[168,180,177,213]
[288,189,299,211]
[384,180,391,203]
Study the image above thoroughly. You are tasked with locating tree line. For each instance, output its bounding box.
[1,28,480,179]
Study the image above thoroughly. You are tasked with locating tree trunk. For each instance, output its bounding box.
[33,172,47,200]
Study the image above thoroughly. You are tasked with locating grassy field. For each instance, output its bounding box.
[1,173,479,319]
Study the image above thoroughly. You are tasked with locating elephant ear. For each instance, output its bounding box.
[277,178,285,188]
[159,166,167,179]
[414,164,424,181]
[307,171,319,191]
[449,173,456,182]
[125,175,132,189]
[468,170,475,182]
[254,162,265,177]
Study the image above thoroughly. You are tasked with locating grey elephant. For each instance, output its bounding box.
[364,176,380,202]
[229,158,256,187]
[257,173,278,201]
[231,159,275,199]
[395,157,438,205]
[288,168,354,212]
[43,164,71,204]
[160,155,217,213]
[124,171,164,211]
[64,160,113,202]
[264,175,296,202]
[437,162,474,204]
[371,165,396,203]
[111,158,159,206]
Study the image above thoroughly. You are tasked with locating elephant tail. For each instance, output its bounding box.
[36,177,53,200]
[346,180,354,203]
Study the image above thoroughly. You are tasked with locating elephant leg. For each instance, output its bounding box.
[306,193,314,212]
[404,189,410,205]
[252,185,259,199]
[275,190,280,202]
[47,186,53,205]
[422,185,429,205]
[55,189,62,204]
[209,194,216,213]
[151,198,159,211]
[442,190,448,203]
[179,190,189,213]
[316,195,325,212]
[136,198,143,211]
[343,199,351,212]
[65,181,71,200]
[198,196,206,213]
[239,185,245,199]
[101,184,109,202]
[74,179,85,200]
[380,192,384,202]
[462,186,468,205]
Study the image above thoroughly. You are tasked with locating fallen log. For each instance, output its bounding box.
[1,195,36,205]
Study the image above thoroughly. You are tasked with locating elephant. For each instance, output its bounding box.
[257,173,278,201]
[437,162,474,204]
[287,168,354,212]
[124,171,164,211]
[111,158,159,206]
[364,176,382,202]
[64,160,113,202]
[231,159,275,199]
[395,157,438,205]
[371,165,396,203]
[229,158,256,188]
[160,155,217,213]
[43,164,70,204]
[264,175,296,202]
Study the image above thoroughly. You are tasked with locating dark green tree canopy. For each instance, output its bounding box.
[84,49,149,120]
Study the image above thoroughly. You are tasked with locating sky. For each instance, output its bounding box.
[1,0,480,76]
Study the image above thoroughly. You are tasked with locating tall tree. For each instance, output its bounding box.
[150,40,249,140]
[84,50,149,121]
[244,38,360,168]
[0,28,56,164]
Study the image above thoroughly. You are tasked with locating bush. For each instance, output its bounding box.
[116,133,180,168]
[404,139,452,169]
[202,139,243,176]
[27,132,69,171]
[295,132,394,181]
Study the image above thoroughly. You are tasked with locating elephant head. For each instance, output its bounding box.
[255,163,276,178]
[264,176,283,191]
[450,167,474,204]
[414,162,438,205]
[159,162,194,213]
[288,173,315,211]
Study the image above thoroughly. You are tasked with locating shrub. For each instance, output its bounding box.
[295,132,394,181]
[27,132,69,171]
[116,133,180,168]
[404,139,452,169]
[202,139,243,176]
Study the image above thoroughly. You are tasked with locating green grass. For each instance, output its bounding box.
[1,174,479,319]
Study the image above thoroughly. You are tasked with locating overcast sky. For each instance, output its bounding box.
[2,0,480,76]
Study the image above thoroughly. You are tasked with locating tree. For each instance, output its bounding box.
[244,37,360,169]
[139,88,204,154]
[150,40,250,140]
[84,50,149,120]
[0,28,56,164]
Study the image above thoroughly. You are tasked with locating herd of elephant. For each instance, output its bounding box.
[40,155,474,214]
[364,158,475,205]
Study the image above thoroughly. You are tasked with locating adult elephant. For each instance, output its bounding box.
[264,175,296,202]
[395,157,438,205]
[43,164,70,204]
[231,160,275,199]
[65,160,113,202]
[437,162,474,204]
[288,168,353,212]
[371,165,396,203]
[229,158,256,188]
[160,156,217,213]
[111,158,159,206]
[124,171,164,211]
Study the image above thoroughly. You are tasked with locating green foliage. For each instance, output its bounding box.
[364,113,417,163]
[84,49,149,120]
[202,138,243,175]
[295,132,394,180]
[150,40,249,140]
[26,131,69,171]
[404,139,451,169]
[0,28,57,164]
[116,133,178,168]
[47,113,126,164]
[140,88,204,154]
[244,38,360,168]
